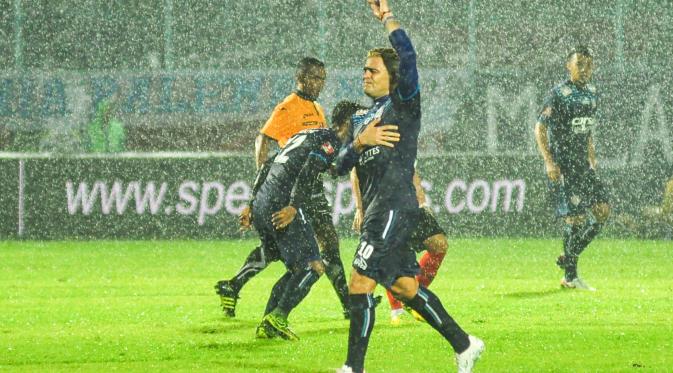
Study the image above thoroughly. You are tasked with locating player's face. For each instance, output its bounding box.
[333,120,350,143]
[363,56,390,99]
[299,66,326,98]
[567,53,593,85]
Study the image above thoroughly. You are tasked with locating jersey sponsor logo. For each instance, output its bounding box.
[321,142,335,155]
[571,117,596,134]
[358,146,380,165]
[303,120,321,126]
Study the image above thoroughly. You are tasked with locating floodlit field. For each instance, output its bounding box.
[1,238,671,372]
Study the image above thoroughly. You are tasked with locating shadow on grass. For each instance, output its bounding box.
[501,288,564,299]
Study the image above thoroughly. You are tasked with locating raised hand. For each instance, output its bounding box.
[367,0,392,21]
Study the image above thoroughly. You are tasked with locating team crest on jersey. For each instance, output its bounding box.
[560,86,573,97]
[582,97,591,105]
[587,84,596,94]
[321,142,335,155]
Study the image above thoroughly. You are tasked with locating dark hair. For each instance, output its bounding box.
[567,45,593,61]
[367,48,400,87]
[296,57,325,77]
[331,100,366,131]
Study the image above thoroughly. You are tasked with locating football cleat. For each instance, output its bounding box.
[335,365,366,373]
[263,312,299,341]
[560,277,596,291]
[456,335,485,373]
[255,320,279,339]
[214,280,239,317]
[403,304,427,323]
[555,254,566,269]
[390,308,405,326]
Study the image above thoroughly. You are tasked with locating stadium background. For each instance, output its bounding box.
[0,0,671,239]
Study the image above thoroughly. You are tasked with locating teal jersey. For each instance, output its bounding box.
[538,80,598,175]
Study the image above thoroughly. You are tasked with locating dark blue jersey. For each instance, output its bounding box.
[256,128,340,210]
[538,79,598,174]
[335,29,420,214]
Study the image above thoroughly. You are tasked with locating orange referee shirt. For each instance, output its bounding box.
[260,92,327,148]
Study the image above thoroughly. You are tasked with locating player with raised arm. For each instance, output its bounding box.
[334,1,483,372]
[534,46,611,291]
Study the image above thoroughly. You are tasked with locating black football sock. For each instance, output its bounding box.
[345,294,377,373]
[321,248,349,312]
[276,267,321,316]
[571,219,604,257]
[264,271,292,316]
[562,223,580,280]
[230,245,270,294]
[405,287,470,354]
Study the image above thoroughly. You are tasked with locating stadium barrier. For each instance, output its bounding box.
[1,152,654,240]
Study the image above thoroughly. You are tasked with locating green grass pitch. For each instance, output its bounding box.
[1,238,672,372]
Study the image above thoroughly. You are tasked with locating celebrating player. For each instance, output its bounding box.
[333,1,484,372]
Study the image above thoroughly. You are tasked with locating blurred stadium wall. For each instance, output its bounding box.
[0,1,671,239]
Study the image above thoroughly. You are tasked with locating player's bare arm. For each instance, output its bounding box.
[255,133,275,170]
[413,171,427,207]
[350,170,364,232]
[535,121,561,182]
[588,135,597,170]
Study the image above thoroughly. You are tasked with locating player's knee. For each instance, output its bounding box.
[389,278,418,301]
[425,234,448,254]
[308,260,325,275]
[348,270,377,294]
[594,203,611,223]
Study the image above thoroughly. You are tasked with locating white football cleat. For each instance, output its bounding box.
[390,308,405,326]
[560,277,596,291]
[456,335,485,373]
[336,365,365,373]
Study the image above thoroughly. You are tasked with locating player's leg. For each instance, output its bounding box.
[391,276,484,372]
[344,270,378,373]
[418,233,448,287]
[215,242,280,317]
[261,208,323,340]
[343,209,418,373]
[560,172,609,290]
[311,203,350,318]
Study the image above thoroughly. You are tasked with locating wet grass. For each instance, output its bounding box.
[1,238,671,372]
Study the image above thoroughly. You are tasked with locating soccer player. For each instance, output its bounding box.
[353,170,448,326]
[247,123,347,340]
[215,57,351,319]
[534,46,611,291]
[333,1,483,372]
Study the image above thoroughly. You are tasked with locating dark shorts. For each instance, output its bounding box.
[352,209,420,289]
[549,169,610,218]
[408,207,446,252]
[252,201,320,269]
